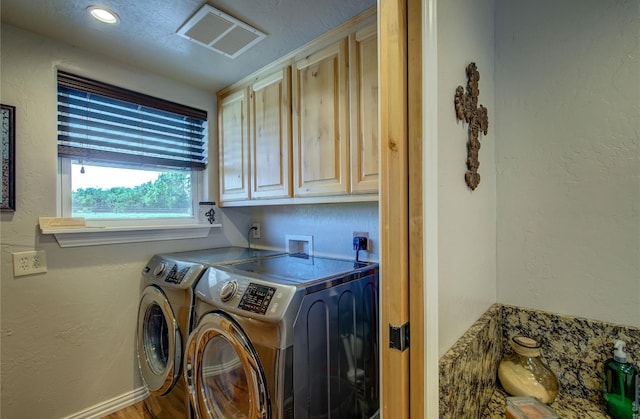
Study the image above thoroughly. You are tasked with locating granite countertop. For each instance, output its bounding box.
[439,304,638,419]
[482,387,612,418]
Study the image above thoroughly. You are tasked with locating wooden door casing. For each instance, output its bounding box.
[379,0,424,417]
[407,0,424,416]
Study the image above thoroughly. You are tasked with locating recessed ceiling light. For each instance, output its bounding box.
[88,6,120,24]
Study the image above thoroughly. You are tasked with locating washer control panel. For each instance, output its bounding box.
[143,255,205,288]
[197,267,298,322]
[162,263,194,285]
[238,283,276,315]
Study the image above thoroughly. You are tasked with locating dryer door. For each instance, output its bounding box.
[136,285,182,395]
[184,311,270,419]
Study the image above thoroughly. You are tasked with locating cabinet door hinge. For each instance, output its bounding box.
[389,322,410,351]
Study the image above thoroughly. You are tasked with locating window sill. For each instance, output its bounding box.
[40,223,221,248]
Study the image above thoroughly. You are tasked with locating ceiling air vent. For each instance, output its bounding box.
[177,5,266,59]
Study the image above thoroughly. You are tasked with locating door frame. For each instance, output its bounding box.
[380,0,441,416]
[421,0,441,416]
[378,0,425,417]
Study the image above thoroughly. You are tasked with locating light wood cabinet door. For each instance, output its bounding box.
[218,89,250,202]
[250,67,292,199]
[292,38,350,197]
[349,25,379,194]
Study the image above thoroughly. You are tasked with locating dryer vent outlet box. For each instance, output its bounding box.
[177,4,266,59]
[286,234,313,258]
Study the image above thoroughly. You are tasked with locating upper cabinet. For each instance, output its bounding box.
[349,25,379,194]
[250,66,292,200]
[218,88,250,202]
[218,66,292,203]
[292,39,350,197]
[217,9,377,207]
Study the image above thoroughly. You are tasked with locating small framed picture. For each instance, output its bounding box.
[1,104,16,211]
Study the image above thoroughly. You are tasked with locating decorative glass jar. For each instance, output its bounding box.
[498,335,559,404]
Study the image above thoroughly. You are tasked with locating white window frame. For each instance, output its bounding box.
[46,158,216,248]
[58,157,205,228]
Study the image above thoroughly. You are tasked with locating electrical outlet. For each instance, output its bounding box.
[13,250,48,277]
[353,236,368,251]
[251,223,261,239]
[352,231,369,251]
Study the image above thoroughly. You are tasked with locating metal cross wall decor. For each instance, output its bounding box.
[454,62,488,190]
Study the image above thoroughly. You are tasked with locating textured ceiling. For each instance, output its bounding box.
[1,0,376,92]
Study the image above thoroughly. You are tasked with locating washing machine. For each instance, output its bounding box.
[184,254,379,419]
[136,247,283,419]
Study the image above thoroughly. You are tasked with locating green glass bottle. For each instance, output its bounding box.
[603,340,639,419]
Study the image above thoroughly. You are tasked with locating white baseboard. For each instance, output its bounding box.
[63,387,149,419]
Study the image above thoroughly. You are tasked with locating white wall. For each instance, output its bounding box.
[495,0,640,327]
[436,0,497,355]
[433,0,640,355]
[0,25,252,418]
[249,202,380,261]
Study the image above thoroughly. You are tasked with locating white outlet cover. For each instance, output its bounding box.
[12,250,47,277]
[252,223,261,239]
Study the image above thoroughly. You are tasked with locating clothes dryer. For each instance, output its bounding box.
[136,247,282,419]
[184,254,379,419]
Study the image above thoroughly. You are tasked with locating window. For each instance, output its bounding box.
[57,71,208,224]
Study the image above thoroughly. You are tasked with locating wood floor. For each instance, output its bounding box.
[101,401,154,419]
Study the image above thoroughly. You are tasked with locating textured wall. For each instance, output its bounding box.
[0,25,249,419]
[437,0,497,356]
[495,0,640,326]
[249,202,379,262]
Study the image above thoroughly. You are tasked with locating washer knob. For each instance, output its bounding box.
[220,280,238,302]
[153,262,166,277]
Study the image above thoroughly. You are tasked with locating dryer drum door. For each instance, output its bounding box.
[136,285,182,395]
[184,311,270,419]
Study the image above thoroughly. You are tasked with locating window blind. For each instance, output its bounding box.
[57,71,208,170]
